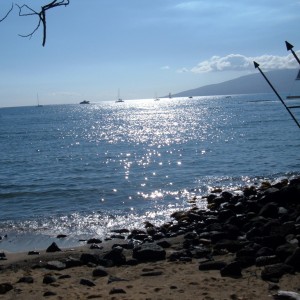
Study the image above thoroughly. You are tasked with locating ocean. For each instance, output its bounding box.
[1,94,300,252]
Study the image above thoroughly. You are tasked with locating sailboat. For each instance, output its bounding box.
[286,69,300,99]
[115,89,124,103]
[154,92,160,101]
[36,94,43,107]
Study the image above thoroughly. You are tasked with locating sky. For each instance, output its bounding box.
[0,0,300,107]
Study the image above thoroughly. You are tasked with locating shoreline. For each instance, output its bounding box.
[1,177,300,299]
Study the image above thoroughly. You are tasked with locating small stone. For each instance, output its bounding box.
[43,291,57,297]
[18,276,34,284]
[141,271,163,276]
[93,267,108,277]
[43,275,56,284]
[28,251,40,255]
[107,275,128,284]
[80,279,96,287]
[0,283,13,294]
[109,288,126,294]
[46,261,66,270]
[87,238,102,244]
[56,234,67,239]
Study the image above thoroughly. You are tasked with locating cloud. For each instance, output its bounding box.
[191,52,300,73]
[161,65,170,70]
[177,68,189,73]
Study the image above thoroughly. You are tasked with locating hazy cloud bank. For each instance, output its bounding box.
[190,52,300,73]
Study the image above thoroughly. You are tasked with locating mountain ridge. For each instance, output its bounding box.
[173,69,299,97]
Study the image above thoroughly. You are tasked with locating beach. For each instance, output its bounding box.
[1,178,300,300]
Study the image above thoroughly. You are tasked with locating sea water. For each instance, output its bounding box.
[1,94,300,252]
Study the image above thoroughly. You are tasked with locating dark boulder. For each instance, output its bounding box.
[43,275,56,284]
[133,243,166,262]
[285,247,300,270]
[0,283,13,294]
[46,261,66,271]
[80,279,95,287]
[46,242,61,253]
[275,244,298,261]
[256,255,280,267]
[261,263,294,281]
[93,267,108,277]
[220,261,242,278]
[103,247,126,266]
[17,276,34,283]
[199,261,227,271]
[87,238,102,244]
[80,253,101,265]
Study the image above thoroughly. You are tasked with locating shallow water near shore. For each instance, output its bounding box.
[1,94,300,252]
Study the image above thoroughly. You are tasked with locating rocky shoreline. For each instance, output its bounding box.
[1,176,300,299]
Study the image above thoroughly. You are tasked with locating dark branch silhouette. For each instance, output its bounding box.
[1,1,70,46]
[0,3,13,22]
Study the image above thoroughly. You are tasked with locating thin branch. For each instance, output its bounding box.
[16,0,70,46]
[0,3,14,22]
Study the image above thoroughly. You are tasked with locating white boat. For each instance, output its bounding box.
[116,89,124,103]
[37,94,43,107]
[80,100,90,104]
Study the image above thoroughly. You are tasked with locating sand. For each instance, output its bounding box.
[1,237,299,300]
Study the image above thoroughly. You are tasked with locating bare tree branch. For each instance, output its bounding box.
[0,3,14,22]
[7,1,70,46]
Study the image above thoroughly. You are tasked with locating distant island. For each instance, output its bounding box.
[173,69,300,97]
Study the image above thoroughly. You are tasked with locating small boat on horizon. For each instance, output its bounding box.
[116,89,124,103]
[80,100,90,104]
[37,93,43,107]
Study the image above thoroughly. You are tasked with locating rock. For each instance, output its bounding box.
[199,261,227,271]
[59,274,71,279]
[103,247,126,266]
[110,228,130,234]
[109,288,126,294]
[256,255,280,267]
[214,239,245,252]
[87,238,102,244]
[43,291,57,297]
[80,279,95,287]
[276,244,298,261]
[141,271,163,276]
[43,275,56,284]
[0,283,13,294]
[80,253,101,265]
[28,250,40,255]
[126,258,139,266]
[64,257,82,268]
[107,275,128,284]
[46,261,66,270]
[220,261,242,278]
[56,234,67,238]
[261,263,294,281]
[112,242,134,250]
[92,267,108,277]
[90,243,103,250]
[46,242,61,253]
[0,253,7,260]
[285,247,300,270]
[259,202,278,218]
[18,276,34,283]
[133,242,166,262]
[272,290,300,300]
[156,240,171,248]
